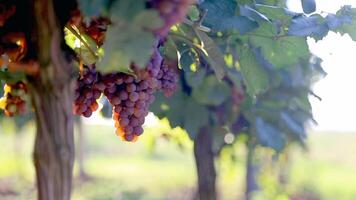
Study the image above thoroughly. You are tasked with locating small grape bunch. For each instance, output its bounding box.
[0,81,28,116]
[157,61,179,97]
[73,65,104,117]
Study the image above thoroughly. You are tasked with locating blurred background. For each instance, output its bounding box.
[1,0,356,200]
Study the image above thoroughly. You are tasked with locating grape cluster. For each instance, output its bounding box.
[104,49,164,141]
[148,0,192,36]
[72,47,179,142]
[103,73,151,142]
[0,82,28,116]
[73,65,104,117]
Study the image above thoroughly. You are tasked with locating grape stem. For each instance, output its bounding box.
[182,18,211,32]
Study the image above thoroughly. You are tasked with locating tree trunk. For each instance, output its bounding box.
[194,128,216,200]
[29,0,75,199]
[245,142,259,200]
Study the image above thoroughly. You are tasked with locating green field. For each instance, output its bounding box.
[0,122,355,200]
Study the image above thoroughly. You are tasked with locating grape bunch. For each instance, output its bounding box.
[0,81,28,116]
[73,65,104,117]
[157,61,179,97]
[69,13,180,142]
[103,73,151,142]
[102,49,164,141]
[148,0,193,36]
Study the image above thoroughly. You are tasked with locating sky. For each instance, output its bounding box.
[288,0,356,132]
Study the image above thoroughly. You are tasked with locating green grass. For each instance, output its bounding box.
[0,124,356,200]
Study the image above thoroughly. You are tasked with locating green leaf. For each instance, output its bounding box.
[78,0,109,17]
[95,0,164,73]
[249,23,309,68]
[301,0,316,14]
[163,37,179,61]
[192,75,230,106]
[150,91,187,128]
[226,68,242,89]
[74,48,97,65]
[97,25,156,73]
[187,5,200,21]
[179,51,196,71]
[255,117,285,151]
[109,0,146,22]
[195,30,226,80]
[237,46,269,97]
[240,5,269,22]
[199,0,258,33]
[255,4,292,21]
[288,15,329,40]
[0,71,25,84]
[183,99,209,139]
[64,27,99,65]
[185,68,206,88]
[133,10,163,29]
[280,111,305,136]
[337,19,356,41]
[334,7,356,41]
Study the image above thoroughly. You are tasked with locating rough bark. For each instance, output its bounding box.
[194,128,216,200]
[29,0,75,199]
[245,143,259,200]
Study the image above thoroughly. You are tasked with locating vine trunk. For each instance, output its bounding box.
[194,128,216,200]
[30,0,75,199]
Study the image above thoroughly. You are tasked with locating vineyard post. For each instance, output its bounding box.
[194,127,216,200]
[29,0,75,199]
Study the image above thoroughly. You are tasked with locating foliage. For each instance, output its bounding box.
[150,0,355,152]
[1,0,356,149]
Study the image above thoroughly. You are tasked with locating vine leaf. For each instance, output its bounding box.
[301,0,316,14]
[280,111,305,137]
[200,0,258,33]
[195,30,226,80]
[192,75,230,105]
[150,91,186,128]
[255,117,285,151]
[288,15,328,40]
[255,4,292,21]
[97,25,156,73]
[150,91,209,140]
[95,0,163,73]
[183,99,209,139]
[240,5,269,22]
[237,47,269,97]
[335,7,356,41]
[97,1,163,73]
[64,26,99,65]
[78,0,109,17]
[185,69,206,88]
[249,23,309,68]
